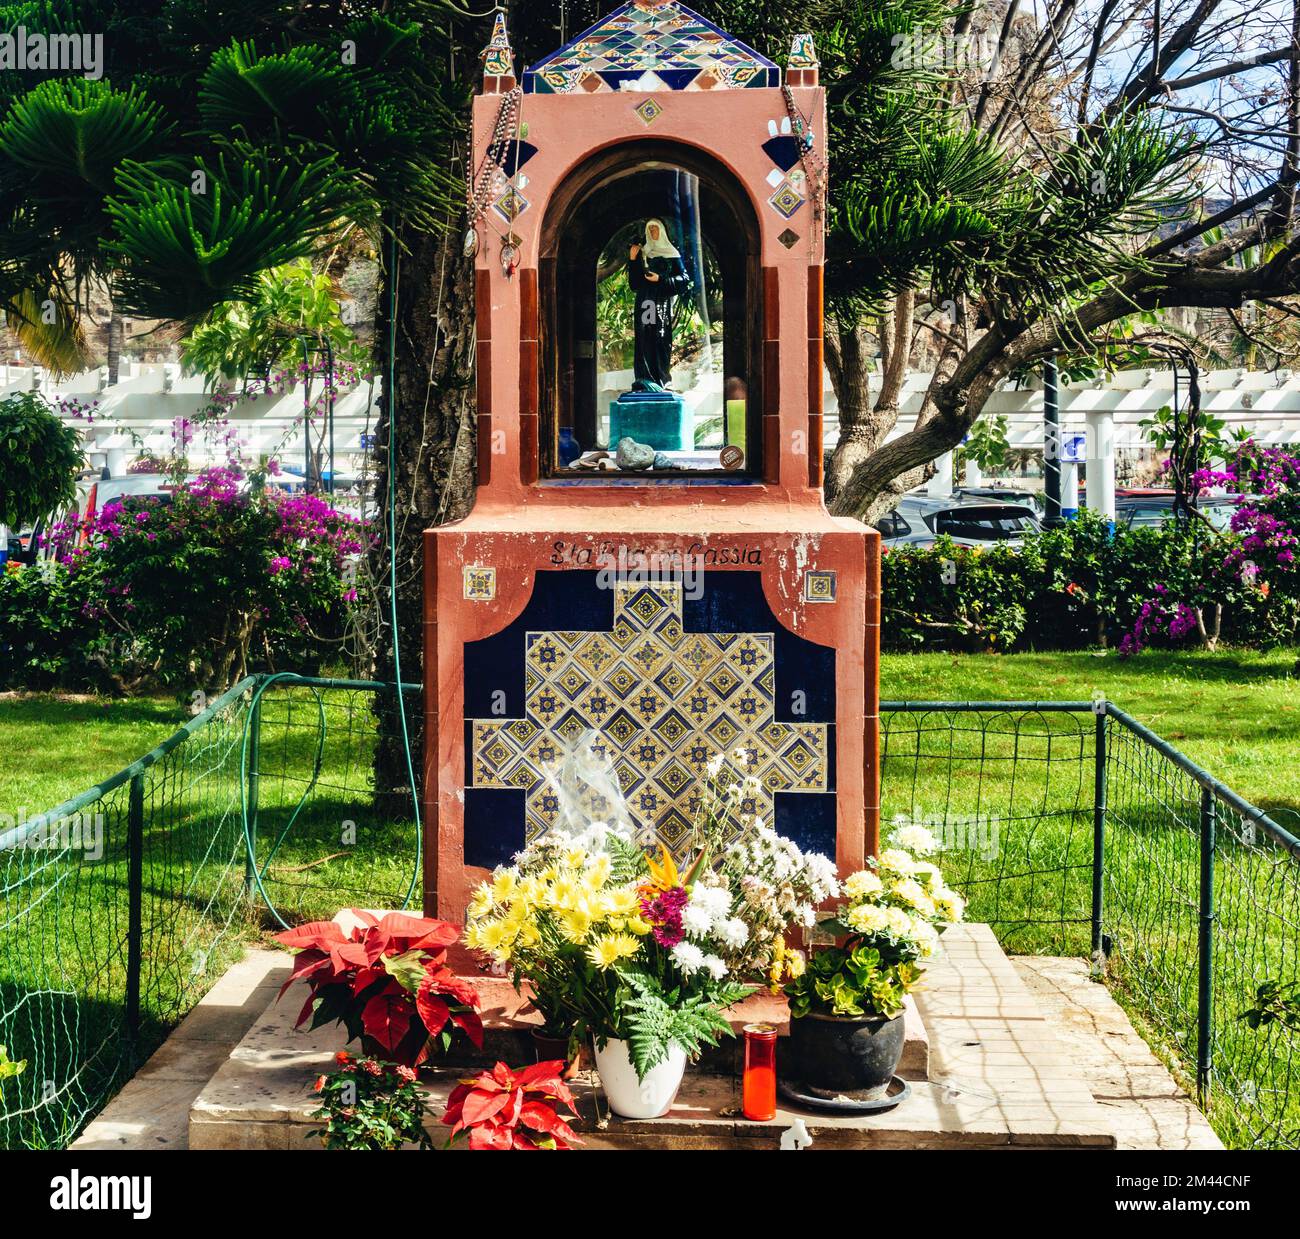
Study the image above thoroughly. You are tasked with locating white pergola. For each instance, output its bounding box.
[2,360,382,484]
[6,360,1298,517]
[822,365,1300,515]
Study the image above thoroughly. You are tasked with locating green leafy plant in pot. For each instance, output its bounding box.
[785,827,965,1101]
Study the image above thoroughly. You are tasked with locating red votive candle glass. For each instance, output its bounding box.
[742,1023,778,1121]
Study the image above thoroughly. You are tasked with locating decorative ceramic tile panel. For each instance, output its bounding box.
[524,2,780,94]
[470,582,828,856]
[788,33,819,70]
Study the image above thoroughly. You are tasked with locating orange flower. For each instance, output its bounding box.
[641,845,681,894]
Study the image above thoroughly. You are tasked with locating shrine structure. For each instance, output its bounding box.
[422,2,882,920]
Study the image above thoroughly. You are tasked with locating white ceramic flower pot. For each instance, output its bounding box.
[593,1038,686,1119]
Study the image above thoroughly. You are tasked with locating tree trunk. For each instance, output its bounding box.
[822,319,876,504]
[106,310,123,386]
[370,223,478,814]
[826,290,930,524]
[829,337,963,523]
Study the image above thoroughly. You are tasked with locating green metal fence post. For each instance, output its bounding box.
[1091,710,1108,962]
[1197,787,1216,1105]
[125,772,145,1052]
[245,694,261,894]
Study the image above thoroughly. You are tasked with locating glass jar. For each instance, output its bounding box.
[742,1023,778,1121]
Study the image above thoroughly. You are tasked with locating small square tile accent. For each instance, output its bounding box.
[778,228,800,249]
[634,96,664,125]
[804,570,837,604]
[491,186,529,224]
[464,566,497,601]
[768,179,806,219]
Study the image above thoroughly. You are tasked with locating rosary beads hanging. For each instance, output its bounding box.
[464,85,523,261]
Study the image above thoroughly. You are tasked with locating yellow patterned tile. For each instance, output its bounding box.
[469,575,830,857]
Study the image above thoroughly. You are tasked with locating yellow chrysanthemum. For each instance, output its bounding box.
[605,886,640,917]
[843,869,883,900]
[548,877,584,912]
[893,878,935,917]
[500,905,531,941]
[627,915,653,936]
[845,903,890,934]
[478,920,511,957]
[559,907,593,944]
[467,882,494,922]
[491,868,518,905]
[584,854,612,890]
[878,849,915,876]
[516,875,544,909]
[586,933,641,970]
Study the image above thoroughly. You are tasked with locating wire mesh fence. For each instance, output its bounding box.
[1099,708,1300,1151]
[0,674,417,1149]
[0,678,1296,1149]
[244,676,421,926]
[0,679,254,1149]
[878,703,1096,956]
[880,700,1300,1151]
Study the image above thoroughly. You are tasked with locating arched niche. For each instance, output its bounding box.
[539,140,764,478]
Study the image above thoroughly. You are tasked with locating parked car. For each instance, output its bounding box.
[950,485,1046,517]
[1114,489,1240,531]
[875,494,1041,549]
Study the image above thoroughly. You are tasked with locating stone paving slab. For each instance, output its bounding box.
[1012,955,1222,1150]
[189,924,1115,1150]
[71,949,290,1151]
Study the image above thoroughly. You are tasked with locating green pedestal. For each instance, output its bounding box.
[609,392,691,452]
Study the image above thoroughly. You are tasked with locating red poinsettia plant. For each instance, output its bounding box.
[275,910,483,1068]
[442,1060,582,1151]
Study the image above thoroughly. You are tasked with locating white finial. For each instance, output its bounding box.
[780,1118,813,1150]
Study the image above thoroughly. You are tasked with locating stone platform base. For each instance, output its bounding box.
[186,925,1120,1151]
[72,924,1220,1150]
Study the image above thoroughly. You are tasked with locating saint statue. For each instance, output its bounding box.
[628,219,692,391]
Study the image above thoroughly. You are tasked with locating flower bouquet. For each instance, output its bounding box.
[465,825,749,1116]
[275,910,483,1068]
[465,754,841,1117]
[783,826,965,1102]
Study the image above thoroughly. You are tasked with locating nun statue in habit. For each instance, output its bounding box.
[628,218,692,391]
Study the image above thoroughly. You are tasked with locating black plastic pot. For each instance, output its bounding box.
[786,1011,906,1100]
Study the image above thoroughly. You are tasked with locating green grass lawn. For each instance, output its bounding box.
[6,648,1298,819]
[2,650,1297,1148]
[881,648,1300,818]
[0,693,183,821]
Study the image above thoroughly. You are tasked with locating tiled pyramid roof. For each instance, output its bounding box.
[523,1,779,95]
